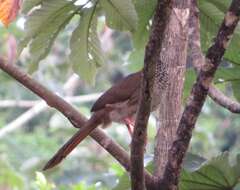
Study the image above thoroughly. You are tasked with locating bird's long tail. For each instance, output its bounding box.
[43,113,101,170]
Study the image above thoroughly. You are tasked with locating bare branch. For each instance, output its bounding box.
[208,86,240,113]
[0,58,154,188]
[188,0,240,114]
[131,0,172,189]
[0,94,101,137]
[160,0,240,189]
[0,94,101,108]
[0,101,46,138]
[0,100,38,108]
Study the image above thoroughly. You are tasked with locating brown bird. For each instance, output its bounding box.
[43,64,168,170]
[43,71,142,170]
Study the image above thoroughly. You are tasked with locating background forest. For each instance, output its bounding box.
[0,0,240,189]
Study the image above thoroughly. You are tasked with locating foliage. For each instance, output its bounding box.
[0,0,240,189]
[199,0,240,65]
[0,156,24,190]
[18,0,138,83]
[180,153,240,190]
[33,172,55,190]
[69,7,103,84]
[113,153,240,190]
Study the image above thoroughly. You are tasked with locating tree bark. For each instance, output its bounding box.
[153,0,190,180]
[188,0,240,114]
[160,0,240,189]
[130,0,172,189]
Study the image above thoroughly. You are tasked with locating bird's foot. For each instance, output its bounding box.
[124,118,134,136]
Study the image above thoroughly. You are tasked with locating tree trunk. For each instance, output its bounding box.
[153,1,190,181]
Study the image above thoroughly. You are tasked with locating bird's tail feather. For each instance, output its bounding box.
[43,115,100,170]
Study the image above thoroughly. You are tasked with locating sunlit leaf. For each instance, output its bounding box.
[35,172,55,190]
[0,0,21,26]
[132,0,157,47]
[100,0,138,32]
[69,7,104,84]
[19,0,78,72]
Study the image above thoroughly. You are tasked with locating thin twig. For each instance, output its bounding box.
[0,58,154,188]
[160,0,240,189]
[188,0,240,113]
[130,0,172,189]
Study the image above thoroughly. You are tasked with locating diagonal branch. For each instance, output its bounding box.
[208,87,240,113]
[188,0,240,113]
[160,0,240,189]
[0,101,47,138]
[0,58,154,188]
[130,0,172,189]
[0,94,101,138]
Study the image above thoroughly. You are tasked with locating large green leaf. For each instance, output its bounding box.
[100,0,138,32]
[128,0,157,71]
[69,7,104,84]
[180,153,240,190]
[199,0,240,65]
[19,0,78,71]
[21,0,43,14]
[132,0,157,48]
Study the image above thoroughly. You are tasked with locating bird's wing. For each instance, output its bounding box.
[91,71,142,112]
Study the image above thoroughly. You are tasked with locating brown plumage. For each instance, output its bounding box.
[43,71,142,170]
[91,71,142,112]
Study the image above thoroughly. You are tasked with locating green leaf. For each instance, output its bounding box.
[199,0,240,65]
[183,153,207,172]
[232,81,240,102]
[100,0,138,32]
[128,0,157,70]
[72,182,96,190]
[113,153,206,190]
[35,172,55,190]
[21,0,43,14]
[214,67,240,84]
[183,69,196,103]
[69,7,104,84]
[132,0,157,48]
[113,173,130,190]
[19,0,77,71]
[213,66,240,101]
[128,48,145,71]
[180,153,240,190]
